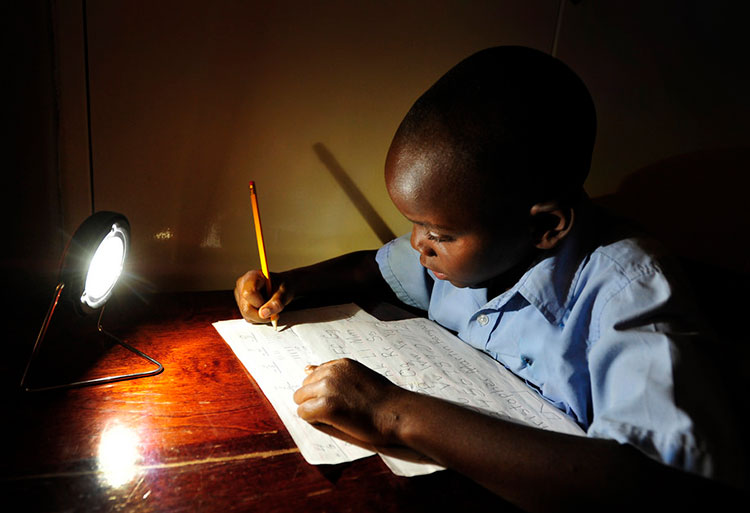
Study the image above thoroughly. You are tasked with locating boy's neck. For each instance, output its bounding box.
[483,248,543,299]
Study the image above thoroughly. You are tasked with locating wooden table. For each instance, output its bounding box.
[2,290,519,512]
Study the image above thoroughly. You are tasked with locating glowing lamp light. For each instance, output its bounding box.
[20,211,163,392]
[82,222,126,309]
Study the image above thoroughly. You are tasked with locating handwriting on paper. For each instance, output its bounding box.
[213,304,583,477]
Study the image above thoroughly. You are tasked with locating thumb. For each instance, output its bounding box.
[259,283,291,319]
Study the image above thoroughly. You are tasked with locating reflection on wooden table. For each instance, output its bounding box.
[2,290,518,512]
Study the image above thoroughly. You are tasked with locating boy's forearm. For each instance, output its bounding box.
[278,250,395,304]
[385,390,736,512]
[386,390,609,510]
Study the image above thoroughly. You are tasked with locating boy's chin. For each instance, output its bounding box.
[432,270,485,289]
[456,277,500,290]
[447,278,477,289]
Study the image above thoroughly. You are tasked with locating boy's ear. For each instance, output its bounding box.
[529,201,575,250]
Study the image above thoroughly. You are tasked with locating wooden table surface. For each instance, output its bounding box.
[2,289,519,512]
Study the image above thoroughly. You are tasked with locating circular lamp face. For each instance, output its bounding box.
[81,222,128,309]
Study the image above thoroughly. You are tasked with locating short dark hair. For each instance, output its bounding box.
[392,46,596,208]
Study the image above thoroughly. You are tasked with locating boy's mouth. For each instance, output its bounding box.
[429,268,448,281]
[420,258,448,281]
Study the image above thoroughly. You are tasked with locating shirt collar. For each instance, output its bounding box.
[488,202,594,326]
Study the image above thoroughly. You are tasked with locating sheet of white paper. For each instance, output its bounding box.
[213,303,584,477]
[214,304,376,465]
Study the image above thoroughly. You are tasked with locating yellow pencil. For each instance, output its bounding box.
[248,181,278,330]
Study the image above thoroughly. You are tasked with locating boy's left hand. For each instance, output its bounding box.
[293,358,406,448]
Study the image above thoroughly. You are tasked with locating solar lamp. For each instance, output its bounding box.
[20,211,163,392]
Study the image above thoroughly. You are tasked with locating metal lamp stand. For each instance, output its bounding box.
[20,282,164,392]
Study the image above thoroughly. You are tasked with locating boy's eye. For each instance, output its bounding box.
[427,231,452,243]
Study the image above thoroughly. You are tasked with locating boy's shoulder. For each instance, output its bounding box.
[561,204,696,318]
[571,205,701,318]
[582,204,675,281]
[590,232,668,281]
[566,207,705,342]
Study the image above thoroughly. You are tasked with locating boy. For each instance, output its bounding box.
[234,47,743,510]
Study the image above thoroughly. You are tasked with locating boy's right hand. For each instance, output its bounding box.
[234,270,291,323]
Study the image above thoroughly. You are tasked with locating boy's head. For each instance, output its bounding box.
[385,46,596,289]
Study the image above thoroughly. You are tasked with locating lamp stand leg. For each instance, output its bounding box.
[20,290,164,393]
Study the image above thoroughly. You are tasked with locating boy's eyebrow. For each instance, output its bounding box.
[406,217,456,232]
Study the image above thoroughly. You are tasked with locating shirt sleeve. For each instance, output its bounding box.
[375,234,432,311]
[585,268,723,479]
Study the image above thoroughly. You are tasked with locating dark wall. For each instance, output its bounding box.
[3,1,62,307]
[6,0,749,296]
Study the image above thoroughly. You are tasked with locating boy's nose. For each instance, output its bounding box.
[410,227,437,257]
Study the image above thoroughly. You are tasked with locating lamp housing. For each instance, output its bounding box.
[60,211,130,315]
[20,211,163,392]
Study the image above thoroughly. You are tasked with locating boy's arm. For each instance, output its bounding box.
[234,250,396,323]
[293,358,741,512]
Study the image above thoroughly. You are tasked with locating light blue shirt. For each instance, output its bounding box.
[376,206,741,482]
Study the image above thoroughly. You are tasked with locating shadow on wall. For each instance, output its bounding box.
[313,143,396,245]
[594,147,750,276]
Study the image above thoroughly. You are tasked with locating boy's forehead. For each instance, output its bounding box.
[387,146,447,206]
[386,141,490,224]
[388,139,484,200]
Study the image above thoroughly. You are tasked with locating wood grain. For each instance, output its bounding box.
[2,290,518,512]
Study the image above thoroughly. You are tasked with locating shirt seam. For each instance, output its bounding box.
[589,264,662,346]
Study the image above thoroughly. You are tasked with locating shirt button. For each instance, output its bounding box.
[476,314,489,326]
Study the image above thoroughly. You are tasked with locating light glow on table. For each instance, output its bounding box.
[97,421,141,488]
